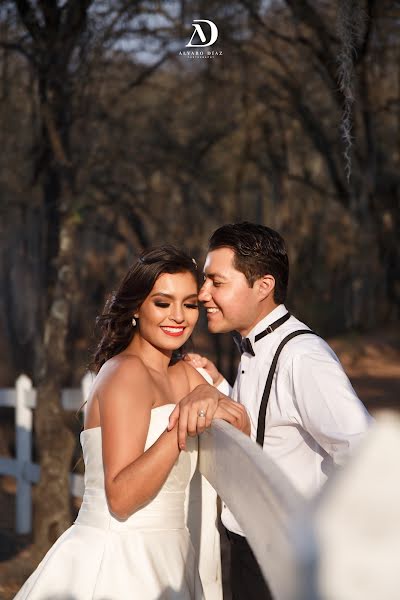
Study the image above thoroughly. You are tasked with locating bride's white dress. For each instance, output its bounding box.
[15,404,215,600]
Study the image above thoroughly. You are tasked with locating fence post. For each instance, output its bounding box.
[15,374,33,535]
[81,372,94,418]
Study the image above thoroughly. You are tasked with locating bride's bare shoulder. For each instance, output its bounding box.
[102,353,147,372]
[86,355,154,428]
[96,354,152,391]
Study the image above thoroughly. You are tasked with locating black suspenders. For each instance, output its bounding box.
[256,330,318,447]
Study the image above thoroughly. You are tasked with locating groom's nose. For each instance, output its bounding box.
[198,282,211,303]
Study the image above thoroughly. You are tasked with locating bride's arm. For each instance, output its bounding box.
[97,357,180,520]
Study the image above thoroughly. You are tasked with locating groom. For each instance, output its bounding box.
[169,222,371,600]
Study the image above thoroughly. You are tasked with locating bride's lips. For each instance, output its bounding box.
[160,326,186,337]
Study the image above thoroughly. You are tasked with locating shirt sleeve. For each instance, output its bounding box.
[290,347,373,466]
[196,367,233,397]
[215,377,233,397]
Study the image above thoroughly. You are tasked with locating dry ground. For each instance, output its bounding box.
[0,329,399,599]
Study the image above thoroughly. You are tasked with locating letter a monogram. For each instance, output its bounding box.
[186,20,218,47]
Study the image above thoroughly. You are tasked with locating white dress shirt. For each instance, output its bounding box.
[220,304,372,536]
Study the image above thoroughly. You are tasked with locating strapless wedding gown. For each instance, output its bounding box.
[14,404,207,600]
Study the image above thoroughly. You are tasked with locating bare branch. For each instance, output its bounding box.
[0,40,35,64]
[119,50,172,96]
[337,0,367,180]
[15,0,43,43]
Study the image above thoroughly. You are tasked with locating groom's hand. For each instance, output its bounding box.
[183,353,224,386]
[214,399,251,436]
[168,384,220,450]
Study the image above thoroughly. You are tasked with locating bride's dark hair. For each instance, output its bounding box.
[90,245,199,373]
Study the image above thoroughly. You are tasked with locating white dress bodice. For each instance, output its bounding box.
[76,404,198,532]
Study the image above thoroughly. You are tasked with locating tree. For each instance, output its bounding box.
[0,0,168,557]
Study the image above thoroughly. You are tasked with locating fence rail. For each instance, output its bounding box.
[199,420,313,600]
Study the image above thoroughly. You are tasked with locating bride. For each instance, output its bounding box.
[15,245,249,600]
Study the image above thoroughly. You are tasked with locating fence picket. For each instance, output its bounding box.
[15,374,33,534]
[0,374,87,534]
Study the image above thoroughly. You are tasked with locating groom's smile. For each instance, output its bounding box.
[204,306,221,325]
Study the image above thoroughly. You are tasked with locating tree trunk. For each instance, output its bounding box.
[30,59,80,555]
[33,209,79,556]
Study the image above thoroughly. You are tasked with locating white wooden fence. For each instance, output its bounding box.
[200,420,314,600]
[200,414,400,600]
[0,373,93,535]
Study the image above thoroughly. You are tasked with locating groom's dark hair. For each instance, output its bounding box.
[208,222,289,304]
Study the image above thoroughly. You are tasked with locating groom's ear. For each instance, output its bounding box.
[256,274,275,301]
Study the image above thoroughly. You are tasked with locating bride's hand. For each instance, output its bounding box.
[168,383,220,450]
[183,353,224,386]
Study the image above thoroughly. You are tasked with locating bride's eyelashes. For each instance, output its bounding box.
[153,301,199,309]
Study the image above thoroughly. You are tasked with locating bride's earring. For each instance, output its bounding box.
[132,314,139,327]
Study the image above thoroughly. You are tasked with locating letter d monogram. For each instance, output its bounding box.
[186,20,218,47]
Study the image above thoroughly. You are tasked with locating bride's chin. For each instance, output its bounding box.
[158,336,192,350]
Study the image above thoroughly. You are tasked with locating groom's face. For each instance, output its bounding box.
[199,247,260,336]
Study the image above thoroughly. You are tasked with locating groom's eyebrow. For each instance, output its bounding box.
[204,272,227,280]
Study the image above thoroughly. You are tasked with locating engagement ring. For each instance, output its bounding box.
[198,409,206,418]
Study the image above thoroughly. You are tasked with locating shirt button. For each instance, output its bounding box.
[241,370,245,374]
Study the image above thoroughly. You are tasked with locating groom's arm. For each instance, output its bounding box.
[183,353,233,396]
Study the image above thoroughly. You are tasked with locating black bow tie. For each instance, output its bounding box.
[232,333,255,356]
[232,312,291,356]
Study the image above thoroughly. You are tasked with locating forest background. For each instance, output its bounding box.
[0,0,399,596]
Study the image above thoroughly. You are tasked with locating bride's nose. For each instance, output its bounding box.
[169,305,184,323]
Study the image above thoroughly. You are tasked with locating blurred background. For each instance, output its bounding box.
[0,0,399,597]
